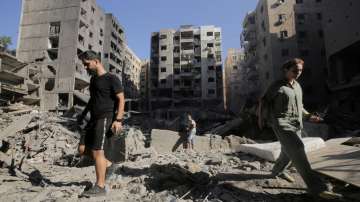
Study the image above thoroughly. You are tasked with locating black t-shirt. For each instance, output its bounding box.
[89,72,124,119]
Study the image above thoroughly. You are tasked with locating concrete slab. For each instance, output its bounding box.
[235,137,326,162]
[0,114,33,140]
[308,138,360,188]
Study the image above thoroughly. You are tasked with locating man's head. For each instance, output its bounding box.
[282,58,304,80]
[79,50,102,74]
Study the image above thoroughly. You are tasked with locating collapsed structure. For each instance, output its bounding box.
[15,0,141,111]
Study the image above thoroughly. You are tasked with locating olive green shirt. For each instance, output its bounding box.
[263,79,308,129]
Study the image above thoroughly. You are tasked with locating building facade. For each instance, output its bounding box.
[149,25,224,119]
[321,0,360,115]
[224,48,245,115]
[140,59,150,111]
[123,44,142,100]
[243,0,328,109]
[16,0,140,111]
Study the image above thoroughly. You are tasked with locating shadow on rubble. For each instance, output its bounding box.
[18,169,92,189]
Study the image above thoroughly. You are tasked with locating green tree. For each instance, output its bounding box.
[0,36,12,50]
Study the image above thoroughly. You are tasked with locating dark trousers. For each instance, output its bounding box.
[272,123,327,194]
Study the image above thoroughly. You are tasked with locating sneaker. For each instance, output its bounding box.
[318,191,343,200]
[80,184,106,197]
[105,163,117,181]
[277,173,295,183]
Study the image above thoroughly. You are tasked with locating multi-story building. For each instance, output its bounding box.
[149,25,223,119]
[321,0,360,114]
[16,0,138,111]
[244,0,328,109]
[224,48,245,115]
[103,13,126,76]
[140,59,150,111]
[123,44,142,100]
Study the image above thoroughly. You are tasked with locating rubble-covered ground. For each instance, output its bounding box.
[0,109,359,202]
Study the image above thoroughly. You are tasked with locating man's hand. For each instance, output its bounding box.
[111,121,123,135]
[309,115,323,123]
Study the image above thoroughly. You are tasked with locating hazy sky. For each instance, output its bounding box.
[0,0,258,59]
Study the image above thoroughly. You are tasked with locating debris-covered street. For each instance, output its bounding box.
[1,104,359,201]
[1,0,360,201]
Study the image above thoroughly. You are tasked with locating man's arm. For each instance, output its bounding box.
[112,92,125,134]
[77,99,91,124]
[115,92,125,121]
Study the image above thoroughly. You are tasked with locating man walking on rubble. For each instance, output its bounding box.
[186,114,196,151]
[258,58,342,199]
[77,50,125,197]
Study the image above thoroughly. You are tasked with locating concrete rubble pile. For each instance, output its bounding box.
[0,105,358,201]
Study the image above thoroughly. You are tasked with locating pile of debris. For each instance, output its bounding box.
[0,105,359,201]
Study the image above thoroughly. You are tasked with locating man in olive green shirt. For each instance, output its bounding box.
[258,58,341,199]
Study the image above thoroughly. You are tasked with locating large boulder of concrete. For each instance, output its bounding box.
[235,137,326,162]
[151,129,179,153]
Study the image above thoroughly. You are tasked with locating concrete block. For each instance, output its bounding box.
[235,137,326,162]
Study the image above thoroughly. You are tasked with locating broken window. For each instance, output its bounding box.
[233,66,238,70]
[48,37,59,49]
[161,45,167,50]
[49,22,61,36]
[89,31,93,38]
[45,78,55,91]
[181,42,193,50]
[80,7,87,16]
[181,31,193,39]
[174,57,180,64]
[78,34,84,46]
[278,14,286,23]
[280,30,288,39]
[59,93,69,108]
[79,20,87,29]
[173,46,180,53]
[207,43,214,48]
[100,28,104,37]
[47,49,58,60]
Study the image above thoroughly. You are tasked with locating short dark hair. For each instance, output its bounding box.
[79,50,101,62]
[282,58,304,70]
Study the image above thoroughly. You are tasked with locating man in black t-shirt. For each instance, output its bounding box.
[77,50,125,197]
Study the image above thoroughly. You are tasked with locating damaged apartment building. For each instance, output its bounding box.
[321,0,360,117]
[149,25,224,119]
[242,0,329,109]
[16,0,141,111]
[224,48,259,115]
[0,50,39,106]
